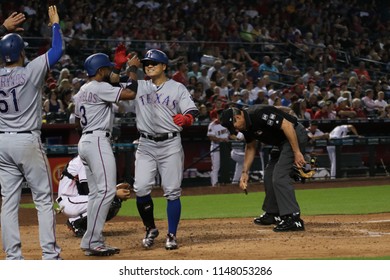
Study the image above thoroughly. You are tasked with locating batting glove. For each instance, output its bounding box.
[173,114,194,127]
[114,43,128,70]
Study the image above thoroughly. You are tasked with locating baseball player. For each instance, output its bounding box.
[0,6,62,260]
[57,155,131,237]
[230,132,246,184]
[73,52,137,256]
[207,109,231,187]
[326,124,360,179]
[0,12,25,36]
[111,48,198,250]
[220,105,308,232]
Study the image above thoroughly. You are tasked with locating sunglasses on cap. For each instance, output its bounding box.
[143,61,160,67]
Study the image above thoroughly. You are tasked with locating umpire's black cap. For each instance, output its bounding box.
[220,107,241,134]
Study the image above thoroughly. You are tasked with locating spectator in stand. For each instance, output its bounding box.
[351,98,367,119]
[281,58,301,84]
[347,75,359,92]
[304,79,320,97]
[250,75,269,103]
[290,99,311,120]
[306,94,320,111]
[353,61,371,81]
[237,89,250,106]
[267,89,279,106]
[187,62,201,79]
[60,88,73,115]
[313,100,329,119]
[197,104,211,123]
[291,79,306,98]
[326,100,337,119]
[281,89,293,107]
[336,96,357,119]
[362,88,382,117]
[72,77,84,93]
[43,89,65,114]
[198,65,211,93]
[207,59,223,80]
[235,47,256,67]
[259,55,279,81]
[246,61,261,84]
[379,104,390,119]
[253,89,268,105]
[188,76,198,90]
[273,96,282,106]
[374,91,388,110]
[172,62,189,87]
[57,67,71,85]
[301,66,315,84]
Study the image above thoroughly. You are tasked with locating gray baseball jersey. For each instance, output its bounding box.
[0,55,47,132]
[74,80,121,250]
[0,54,61,259]
[74,80,122,133]
[133,79,197,199]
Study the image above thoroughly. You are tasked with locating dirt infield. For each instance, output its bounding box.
[1,177,390,260]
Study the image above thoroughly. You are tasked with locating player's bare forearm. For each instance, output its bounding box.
[110,72,120,83]
[120,88,137,100]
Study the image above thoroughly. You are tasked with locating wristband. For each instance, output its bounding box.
[112,68,121,75]
[128,65,138,73]
[0,25,7,36]
[242,171,249,174]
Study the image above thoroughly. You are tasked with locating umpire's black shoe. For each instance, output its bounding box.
[273,215,305,232]
[254,212,281,225]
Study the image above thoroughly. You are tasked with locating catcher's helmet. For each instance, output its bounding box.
[141,49,169,65]
[84,53,115,77]
[0,33,26,63]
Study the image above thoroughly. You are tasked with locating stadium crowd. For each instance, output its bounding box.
[1,0,390,125]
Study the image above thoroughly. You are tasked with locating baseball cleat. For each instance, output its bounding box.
[253,212,280,225]
[142,228,159,248]
[273,215,305,232]
[105,245,120,254]
[83,245,117,256]
[165,233,178,250]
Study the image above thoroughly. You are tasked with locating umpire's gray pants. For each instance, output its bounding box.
[262,123,308,216]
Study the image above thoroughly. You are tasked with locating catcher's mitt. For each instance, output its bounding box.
[290,165,316,183]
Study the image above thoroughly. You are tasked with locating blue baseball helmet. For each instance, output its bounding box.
[0,33,26,63]
[84,53,115,77]
[141,49,169,65]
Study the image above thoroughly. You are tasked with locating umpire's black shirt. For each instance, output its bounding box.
[241,104,298,146]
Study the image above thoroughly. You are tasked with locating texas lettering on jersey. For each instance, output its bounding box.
[138,92,178,110]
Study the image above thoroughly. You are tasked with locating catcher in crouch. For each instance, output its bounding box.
[220,104,308,232]
[56,155,131,237]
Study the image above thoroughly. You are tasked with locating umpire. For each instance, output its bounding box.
[220,104,307,232]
